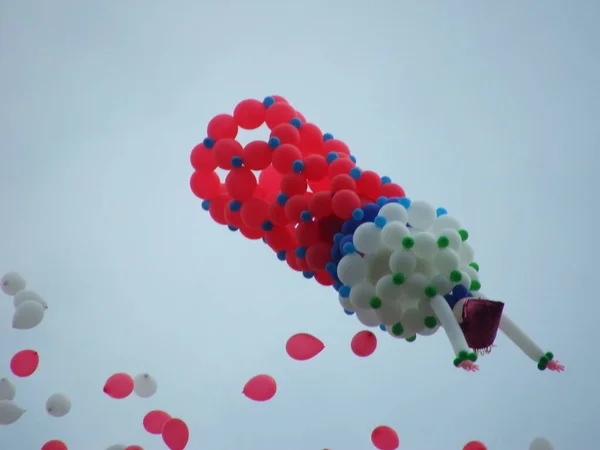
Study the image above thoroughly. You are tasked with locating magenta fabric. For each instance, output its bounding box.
[460,299,504,350]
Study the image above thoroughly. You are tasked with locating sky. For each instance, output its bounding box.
[1,1,599,449]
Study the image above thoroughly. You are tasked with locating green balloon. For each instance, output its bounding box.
[458,229,469,241]
[391,322,404,336]
[469,261,480,272]
[402,236,415,249]
[537,361,546,370]
[392,272,406,285]
[437,236,450,248]
[467,352,478,362]
[406,335,416,342]
[424,316,437,328]
[369,296,382,309]
[424,285,437,298]
[458,350,469,360]
[449,270,462,283]
[545,351,554,360]
[470,280,481,291]
[453,357,461,367]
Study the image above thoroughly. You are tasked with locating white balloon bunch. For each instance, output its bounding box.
[1,272,48,330]
[337,201,480,341]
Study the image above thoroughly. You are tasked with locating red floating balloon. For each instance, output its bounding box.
[190,143,217,172]
[241,198,269,229]
[258,165,283,194]
[208,194,229,225]
[286,250,301,271]
[280,173,307,197]
[11,349,39,378]
[212,138,243,170]
[305,243,331,271]
[268,202,289,226]
[265,102,296,129]
[265,226,294,252]
[243,374,277,401]
[296,221,320,247]
[233,99,266,130]
[143,410,172,435]
[381,182,406,198]
[314,270,334,286]
[284,195,309,223]
[225,168,257,201]
[270,123,300,146]
[356,170,382,200]
[351,330,377,357]
[162,418,190,450]
[371,425,399,450]
[463,441,487,450]
[316,215,344,243]
[207,113,238,140]
[103,373,134,399]
[125,446,143,450]
[243,140,272,170]
[272,94,289,104]
[298,123,323,155]
[239,224,264,240]
[285,333,325,361]
[331,189,361,219]
[308,191,333,219]
[328,157,355,178]
[295,110,306,122]
[190,171,220,200]
[272,144,302,175]
[303,155,328,181]
[224,204,243,228]
[41,440,67,450]
[323,139,351,156]
[330,174,356,192]
[308,177,331,193]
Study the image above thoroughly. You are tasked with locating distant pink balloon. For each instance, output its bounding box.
[143,410,171,434]
[371,425,399,450]
[351,330,377,357]
[162,418,190,450]
[41,440,68,450]
[125,446,143,450]
[103,373,134,399]
[285,333,325,361]
[243,374,277,401]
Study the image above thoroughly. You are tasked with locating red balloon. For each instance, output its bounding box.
[208,194,229,225]
[328,158,355,178]
[265,226,294,251]
[463,441,487,450]
[286,250,301,271]
[356,170,382,200]
[125,446,143,450]
[305,243,331,271]
[207,113,238,140]
[272,95,289,104]
[285,333,325,361]
[371,425,399,450]
[243,140,272,170]
[303,155,328,180]
[162,419,189,450]
[190,143,217,172]
[103,373,134,399]
[212,138,243,170]
[308,191,333,219]
[258,165,283,194]
[308,177,331,193]
[296,221,320,247]
[268,202,289,226]
[243,374,277,401]
[351,330,377,357]
[284,195,309,223]
[272,144,302,174]
[239,224,264,240]
[265,102,296,129]
[41,440,67,450]
[381,182,406,198]
[280,173,307,197]
[323,139,351,156]
[316,215,344,243]
[314,270,334,286]
[240,198,269,229]
[10,349,39,377]
[331,189,361,219]
[225,168,257,201]
[270,123,300,146]
[295,110,306,122]
[330,174,356,192]
[233,99,266,130]
[143,410,172,435]
[190,171,220,200]
[298,123,323,155]
[224,204,243,228]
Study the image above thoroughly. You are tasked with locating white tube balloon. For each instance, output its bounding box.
[499,314,544,361]
[429,295,470,355]
[0,378,16,401]
[0,400,25,424]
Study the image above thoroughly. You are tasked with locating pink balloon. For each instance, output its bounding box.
[285,333,325,361]
[162,418,190,450]
[463,441,487,450]
[103,373,134,399]
[351,330,377,357]
[371,426,399,450]
[10,349,39,377]
[41,440,68,450]
[143,410,171,434]
[125,446,143,450]
[243,374,277,401]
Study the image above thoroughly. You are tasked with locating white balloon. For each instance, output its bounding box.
[388,249,417,275]
[349,283,376,309]
[0,400,25,425]
[133,373,157,398]
[432,249,460,274]
[339,294,355,312]
[365,248,392,284]
[417,322,440,336]
[375,298,404,325]
[411,232,438,259]
[418,298,436,319]
[463,265,479,281]
[12,300,45,330]
[1,272,26,296]
[437,228,462,251]
[355,308,380,327]
[353,222,382,255]
[106,446,127,450]
[377,203,408,224]
[529,437,554,450]
[430,274,453,296]
[458,241,474,263]
[386,320,414,339]
[407,201,436,230]
[381,222,410,249]
[414,257,436,278]
[403,273,429,300]
[375,274,404,302]
[337,253,367,286]
[402,308,426,332]
[13,290,47,310]
[459,271,472,293]
[0,378,16,401]
[46,393,71,417]
[430,215,461,234]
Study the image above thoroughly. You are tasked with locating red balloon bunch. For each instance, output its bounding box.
[189,95,405,286]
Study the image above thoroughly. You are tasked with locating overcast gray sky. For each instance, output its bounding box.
[1,1,599,449]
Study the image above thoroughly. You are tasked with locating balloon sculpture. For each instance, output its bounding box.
[189,95,565,373]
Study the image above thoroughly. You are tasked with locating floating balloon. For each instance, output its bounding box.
[1,272,26,295]
[12,300,45,329]
[106,445,126,450]
[42,440,68,450]
[371,425,399,450]
[0,399,25,424]
[13,289,48,309]
[243,374,277,401]
[10,349,39,377]
[46,393,71,417]
[124,446,143,450]
[103,373,134,399]
[529,437,554,450]
[351,330,377,357]
[285,333,325,361]
[162,418,190,450]
[133,373,157,398]
[463,442,487,450]
[0,378,16,401]
[143,410,171,434]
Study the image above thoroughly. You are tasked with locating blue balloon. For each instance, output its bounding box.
[341,219,360,234]
[436,207,448,217]
[362,203,380,222]
[339,235,354,253]
[452,284,469,300]
[444,294,460,309]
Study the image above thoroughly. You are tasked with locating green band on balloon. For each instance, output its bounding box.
[458,229,469,241]
[470,280,481,291]
[469,261,479,272]
[545,351,554,361]
[402,236,414,249]
[391,322,404,336]
[392,272,405,285]
[369,296,382,309]
[437,236,450,249]
[424,285,437,298]
[424,316,437,328]
[537,355,549,370]
[458,350,469,360]
[406,335,416,342]
[453,357,461,367]
[467,352,478,362]
[449,270,462,283]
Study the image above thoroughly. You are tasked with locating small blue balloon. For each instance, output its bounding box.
[325,261,337,273]
[333,282,343,291]
[231,156,243,168]
[227,225,238,232]
[326,152,339,163]
[349,154,357,163]
[261,220,274,231]
[300,210,312,222]
[263,96,275,107]
[295,246,307,258]
[268,136,280,149]
[444,293,460,309]
[362,203,380,221]
[341,219,360,234]
[276,250,287,261]
[381,176,392,184]
[374,216,387,229]
[229,200,242,212]
[323,132,334,141]
[379,324,387,331]
[292,160,304,173]
[344,309,355,316]
[201,200,211,211]
[342,242,356,255]
[276,193,289,205]
[349,167,362,180]
[333,233,344,245]
[339,285,351,298]
[339,235,354,252]
[352,208,365,220]
[202,137,215,149]
[397,197,411,208]
[452,284,469,300]
[290,117,302,128]
[436,207,448,217]
[302,271,315,279]
[376,196,388,206]
[330,245,342,262]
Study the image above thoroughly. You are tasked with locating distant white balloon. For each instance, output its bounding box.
[0,400,25,424]
[13,290,47,310]
[12,300,45,330]
[133,373,157,398]
[1,272,26,296]
[355,308,380,327]
[529,437,554,450]
[106,446,126,450]
[46,393,71,417]
[0,378,16,401]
